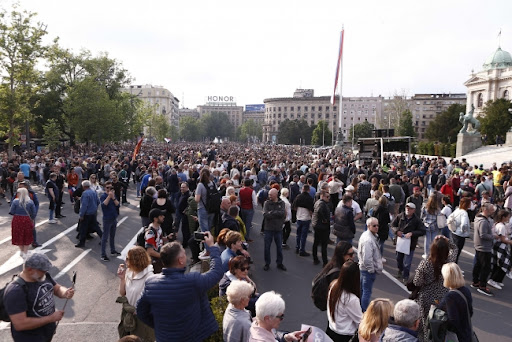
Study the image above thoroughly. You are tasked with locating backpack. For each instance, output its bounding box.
[311,267,340,311]
[0,276,27,322]
[136,226,154,247]
[257,189,268,206]
[203,182,221,214]
[447,211,459,233]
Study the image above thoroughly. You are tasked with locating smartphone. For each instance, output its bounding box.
[194,232,206,241]
[301,327,312,342]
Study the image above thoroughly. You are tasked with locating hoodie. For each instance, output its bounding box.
[473,213,494,252]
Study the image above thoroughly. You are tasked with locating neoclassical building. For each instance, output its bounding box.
[464,46,512,117]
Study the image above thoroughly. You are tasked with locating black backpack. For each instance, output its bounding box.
[136,226,155,247]
[203,182,221,214]
[0,276,27,321]
[311,267,339,311]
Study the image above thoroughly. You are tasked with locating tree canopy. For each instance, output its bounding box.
[311,120,333,145]
[349,120,374,144]
[479,98,512,142]
[397,109,415,137]
[277,119,314,145]
[425,103,465,143]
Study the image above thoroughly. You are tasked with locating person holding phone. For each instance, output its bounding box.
[137,231,224,341]
[100,181,121,262]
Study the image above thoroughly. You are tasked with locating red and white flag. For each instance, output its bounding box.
[132,135,144,160]
[331,29,344,106]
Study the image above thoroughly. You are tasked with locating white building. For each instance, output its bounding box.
[464,47,512,117]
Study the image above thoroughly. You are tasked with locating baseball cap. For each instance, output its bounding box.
[149,208,165,222]
[406,203,416,209]
[345,185,355,192]
[24,253,52,272]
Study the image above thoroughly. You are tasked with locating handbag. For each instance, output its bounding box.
[406,279,421,300]
[437,213,447,229]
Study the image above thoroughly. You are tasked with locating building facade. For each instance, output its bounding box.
[262,89,384,143]
[197,96,243,130]
[464,47,512,117]
[243,104,265,125]
[122,84,180,126]
[408,93,466,140]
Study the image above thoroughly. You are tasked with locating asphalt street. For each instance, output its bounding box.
[0,184,510,341]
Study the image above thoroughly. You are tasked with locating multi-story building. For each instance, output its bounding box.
[243,104,265,125]
[408,93,466,140]
[465,46,512,117]
[262,89,384,143]
[197,96,243,129]
[122,84,180,126]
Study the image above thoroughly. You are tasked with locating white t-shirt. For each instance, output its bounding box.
[124,265,154,306]
[327,286,362,335]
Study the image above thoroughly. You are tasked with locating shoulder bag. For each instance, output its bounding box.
[452,289,479,342]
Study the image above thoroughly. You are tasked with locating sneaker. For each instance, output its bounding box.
[422,254,427,259]
[111,251,122,256]
[497,282,505,288]
[477,287,494,297]
[198,252,210,260]
[395,270,403,279]
[100,256,110,262]
[282,243,289,249]
[313,259,320,265]
[299,251,311,257]
[263,264,270,271]
[470,282,480,289]
[381,258,387,263]
[507,272,512,280]
[48,219,57,224]
[277,264,287,271]
[487,279,502,290]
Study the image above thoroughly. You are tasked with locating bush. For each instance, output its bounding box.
[450,143,456,158]
[426,142,435,156]
[204,295,229,342]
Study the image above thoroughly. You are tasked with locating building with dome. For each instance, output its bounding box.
[464,46,512,117]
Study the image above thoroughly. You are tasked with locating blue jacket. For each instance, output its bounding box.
[136,245,224,342]
[9,199,36,220]
[79,188,100,217]
[100,193,119,220]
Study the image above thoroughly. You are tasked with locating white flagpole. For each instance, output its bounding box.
[338,27,344,147]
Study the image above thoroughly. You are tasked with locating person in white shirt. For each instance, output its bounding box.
[327,260,362,341]
[338,185,363,222]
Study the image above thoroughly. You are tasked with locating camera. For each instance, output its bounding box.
[194,232,206,241]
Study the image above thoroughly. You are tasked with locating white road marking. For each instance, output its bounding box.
[0,249,51,276]
[118,226,144,260]
[0,219,50,245]
[54,249,92,280]
[462,249,475,257]
[38,224,78,249]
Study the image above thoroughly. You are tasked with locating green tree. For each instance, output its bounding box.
[311,120,333,145]
[278,119,314,144]
[179,116,203,141]
[397,110,415,137]
[425,104,465,143]
[479,98,512,142]
[0,9,48,155]
[202,112,234,140]
[349,120,374,144]
[239,119,262,142]
[42,118,60,151]
[147,112,171,142]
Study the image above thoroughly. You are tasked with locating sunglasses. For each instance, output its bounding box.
[371,224,379,227]
[275,314,285,320]
[239,266,250,272]
[105,187,112,190]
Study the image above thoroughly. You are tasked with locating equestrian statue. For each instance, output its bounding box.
[459,104,480,134]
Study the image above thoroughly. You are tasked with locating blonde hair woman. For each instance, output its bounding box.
[358,298,394,342]
[9,187,36,259]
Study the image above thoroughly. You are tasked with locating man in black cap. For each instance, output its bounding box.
[4,253,75,342]
[144,208,169,273]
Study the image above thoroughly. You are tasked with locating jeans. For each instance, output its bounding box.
[170,191,180,210]
[451,234,466,264]
[141,217,150,228]
[264,230,283,266]
[360,270,377,312]
[282,221,291,244]
[441,226,451,239]
[312,229,329,265]
[49,208,55,221]
[396,250,414,280]
[424,226,439,255]
[197,207,215,232]
[101,218,117,257]
[472,250,492,286]
[240,208,255,240]
[136,181,141,197]
[296,220,310,252]
[378,238,385,256]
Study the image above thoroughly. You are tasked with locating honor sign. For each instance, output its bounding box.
[205,95,236,105]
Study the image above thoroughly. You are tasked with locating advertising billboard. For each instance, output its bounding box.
[245,104,265,112]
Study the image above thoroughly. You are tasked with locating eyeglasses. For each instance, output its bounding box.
[275,314,285,320]
[371,224,379,227]
[239,266,250,271]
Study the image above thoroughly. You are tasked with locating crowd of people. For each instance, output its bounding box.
[1,140,512,341]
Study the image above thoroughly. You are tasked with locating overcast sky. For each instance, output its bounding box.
[7,0,512,108]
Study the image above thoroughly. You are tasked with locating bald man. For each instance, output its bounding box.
[262,188,287,271]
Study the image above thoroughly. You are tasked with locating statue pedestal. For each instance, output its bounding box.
[456,133,482,158]
[506,132,512,146]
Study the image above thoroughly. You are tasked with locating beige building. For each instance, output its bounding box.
[262,89,385,143]
[122,84,180,126]
[197,96,243,129]
[408,93,466,140]
[243,104,265,124]
[464,47,512,117]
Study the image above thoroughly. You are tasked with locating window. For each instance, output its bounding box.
[333,106,337,111]
[318,113,322,118]
[278,107,281,111]
[304,106,308,111]
[325,106,329,111]
[297,106,301,111]
[477,93,483,107]
[304,114,308,118]
[291,106,294,111]
[297,114,301,118]
[311,106,315,111]
[504,90,509,100]
[284,107,287,111]
[326,113,330,118]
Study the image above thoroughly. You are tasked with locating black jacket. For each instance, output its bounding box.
[333,204,355,240]
[390,212,425,251]
[292,192,314,212]
[312,199,330,231]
